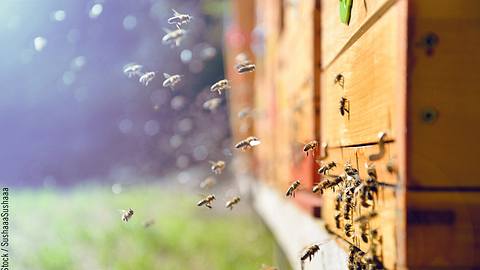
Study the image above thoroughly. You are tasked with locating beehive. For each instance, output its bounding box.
[226,0,480,269]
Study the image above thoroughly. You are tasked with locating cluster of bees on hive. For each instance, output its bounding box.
[286,140,388,270]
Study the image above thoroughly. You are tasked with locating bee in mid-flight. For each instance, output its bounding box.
[235,136,261,150]
[234,53,256,74]
[334,73,344,88]
[143,219,155,228]
[167,9,192,28]
[200,176,216,189]
[301,243,324,270]
[162,27,187,47]
[197,194,216,209]
[209,160,226,174]
[286,180,301,198]
[123,63,143,78]
[225,196,240,210]
[210,79,230,95]
[162,73,182,90]
[139,71,156,86]
[121,208,134,222]
[203,98,222,111]
[303,140,318,156]
[339,96,350,116]
[317,161,337,175]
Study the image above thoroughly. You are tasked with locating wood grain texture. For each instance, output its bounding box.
[321,3,402,147]
[321,0,396,68]
[406,191,480,269]
[408,0,480,188]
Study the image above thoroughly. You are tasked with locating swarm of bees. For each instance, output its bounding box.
[122,208,134,222]
[235,136,261,150]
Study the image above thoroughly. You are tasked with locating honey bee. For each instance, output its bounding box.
[335,192,343,211]
[344,223,354,237]
[143,219,155,228]
[286,180,301,198]
[235,136,261,150]
[303,140,318,156]
[121,208,134,222]
[334,74,345,88]
[366,163,377,179]
[343,198,353,221]
[335,212,342,229]
[123,63,143,78]
[386,158,396,174]
[210,79,231,95]
[162,73,182,90]
[209,160,226,174]
[317,161,337,175]
[235,62,256,74]
[139,71,156,86]
[200,176,216,189]
[344,162,359,177]
[355,212,378,243]
[301,244,321,270]
[339,96,350,116]
[225,196,240,210]
[162,27,187,47]
[312,178,331,194]
[197,194,216,209]
[203,98,222,111]
[167,9,192,28]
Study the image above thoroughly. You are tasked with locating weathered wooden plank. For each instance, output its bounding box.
[406,191,480,269]
[321,0,396,68]
[409,0,480,188]
[321,3,401,147]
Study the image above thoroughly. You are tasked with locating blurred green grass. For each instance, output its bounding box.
[11,185,275,270]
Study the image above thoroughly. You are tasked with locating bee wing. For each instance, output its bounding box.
[163,73,171,79]
[172,9,180,15]
[208,160,216,165]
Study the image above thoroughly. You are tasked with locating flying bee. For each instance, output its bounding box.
[210,79,230,95]
[339,96,350,116]
[203,98,222,111]
[200,176,216,189]
[334,73,345,88]
[121,208,134,222]
[318,161,337,175]
[301,244,320,263]
[162,73,182,90]
[344,162,359,177]
[139,71,156,86]
[209,160,226,174]
[312,179,332,194]
[335,212,342,229]
[162,27,187,47]
[197,194,216,209]
[303,140,318,156]
[225,196,240,210]
[235,62,256,74]
[123,63,143,78]
[235,136,261,150]
[167,9,192,28]
[143,219,155,228]
[286,180,301,198]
